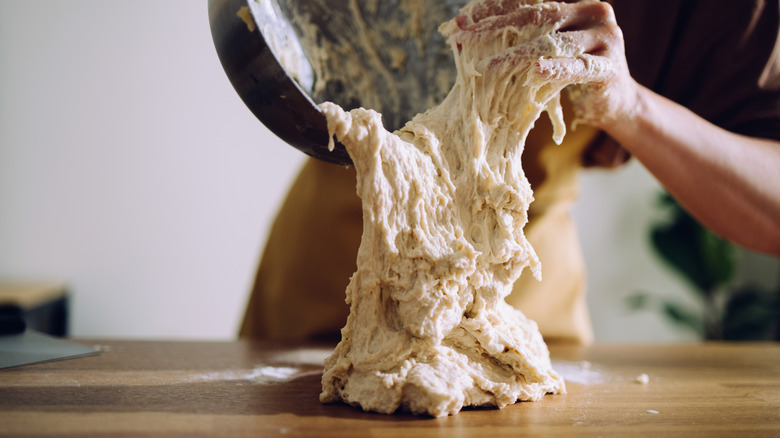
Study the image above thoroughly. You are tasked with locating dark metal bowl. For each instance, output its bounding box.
[208,0,467,165]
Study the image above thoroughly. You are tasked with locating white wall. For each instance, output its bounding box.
[2,1,774,341]
[0,0,305,339]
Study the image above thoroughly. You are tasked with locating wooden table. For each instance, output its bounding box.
[0,340,778,437]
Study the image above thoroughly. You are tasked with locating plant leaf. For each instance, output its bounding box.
[626,292,653,310]
[650,192,737,294]
[651,216,712,292]
[661,301,704,338]
[698,226,738,287]
[722,285,780,340]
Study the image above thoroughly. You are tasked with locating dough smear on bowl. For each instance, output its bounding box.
[319,0,609,417]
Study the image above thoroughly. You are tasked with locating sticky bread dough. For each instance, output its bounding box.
[319,1,609,417]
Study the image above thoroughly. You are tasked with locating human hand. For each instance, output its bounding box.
[449,0,640,130]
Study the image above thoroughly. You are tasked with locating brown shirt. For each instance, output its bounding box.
[240,0,780,344]
[617,0,780,139]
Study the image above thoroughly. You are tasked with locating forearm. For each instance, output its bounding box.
[602,83,780,256]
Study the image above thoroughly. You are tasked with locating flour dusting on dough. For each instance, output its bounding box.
[319,0,609,417]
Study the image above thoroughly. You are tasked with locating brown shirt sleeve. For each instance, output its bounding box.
[586,0,780,167]
[617,0,780,138]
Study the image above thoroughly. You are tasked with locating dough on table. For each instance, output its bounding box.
[319,0,609,417]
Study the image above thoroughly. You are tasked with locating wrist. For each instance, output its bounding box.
[597,79,646,139]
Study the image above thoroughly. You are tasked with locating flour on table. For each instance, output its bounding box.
[319,0,610,417]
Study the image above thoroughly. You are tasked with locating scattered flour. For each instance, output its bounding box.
[249,366,305,384]
[551,360,607,385]
[269,348,334,366]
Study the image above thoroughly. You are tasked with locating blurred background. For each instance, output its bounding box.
[1,1,777,342]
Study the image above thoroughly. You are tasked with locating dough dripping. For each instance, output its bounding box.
[319,0,609,417]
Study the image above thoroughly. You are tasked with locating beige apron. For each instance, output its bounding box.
[241,101,604,344]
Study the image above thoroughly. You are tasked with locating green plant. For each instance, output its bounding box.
[628,192,780,340]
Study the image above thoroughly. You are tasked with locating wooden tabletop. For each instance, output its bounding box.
[0,340,778,437]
